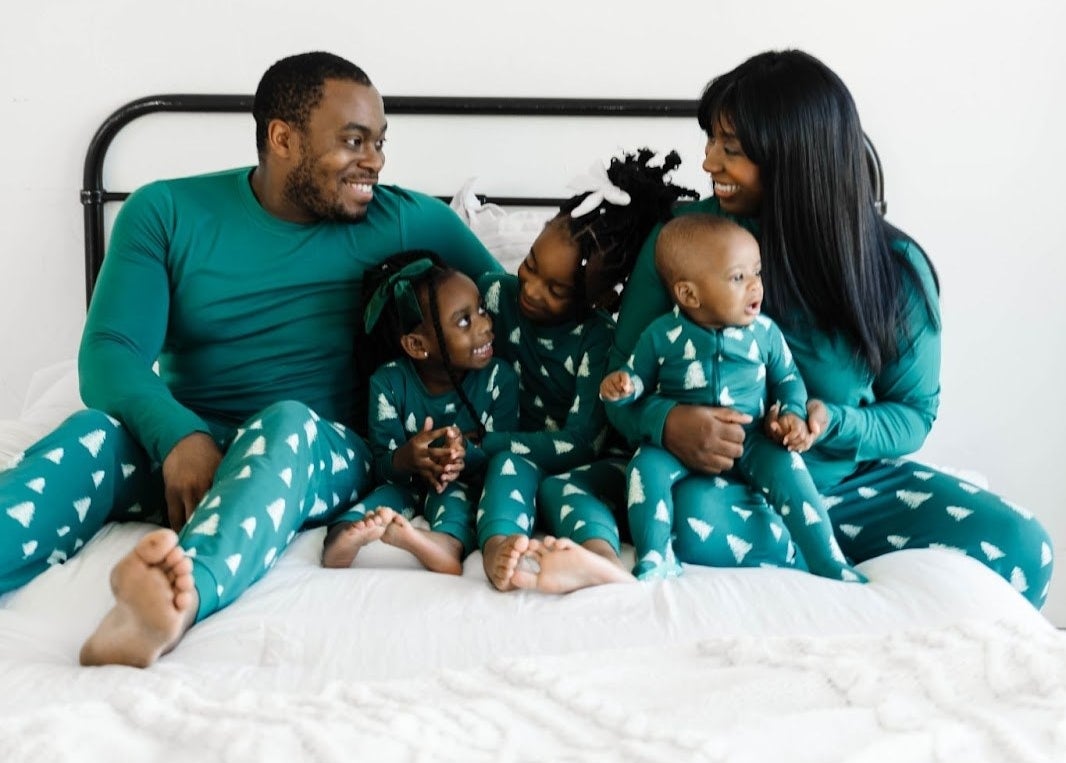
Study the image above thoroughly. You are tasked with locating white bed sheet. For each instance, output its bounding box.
[2,361,1064,762]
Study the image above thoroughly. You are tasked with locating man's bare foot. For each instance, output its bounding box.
[80,528,198,668]
[321,508,396,568]
[512,535,635,593]
[382,515,462,574]
[482,534,530,591]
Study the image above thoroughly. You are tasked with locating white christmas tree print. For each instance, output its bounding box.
[485,281,501,312]
[628,468,646,505]
[73,497,91,522]
[727,534,752,563]
[191,513,220,536]
[896,490,932,509]
[6,502,34,528]
[719,386,735,405]
[654,500,670,522]
[945,506,973,521]
[1010,566,1028,594]
[309,497,328,517]
[578,353,591,378]
[687,517,713,542]
[683,339,697,360]
[225,554,242,575]
[684,362,707,389]
[266,499,286,531]
[78,429,106,458]
[839,524,863,539]
[666,326,682,343]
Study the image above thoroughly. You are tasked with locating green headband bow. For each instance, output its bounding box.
[363,257,437,334]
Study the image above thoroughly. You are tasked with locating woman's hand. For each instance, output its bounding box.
[393,417,466,493]
[662,404,751,473]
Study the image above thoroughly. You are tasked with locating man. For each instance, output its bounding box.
[0,52,500,667]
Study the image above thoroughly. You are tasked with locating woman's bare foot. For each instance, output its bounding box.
[482,534,530,591]
[382,515,463,574]
[321,508,396,568]
[80,528,198,668]
[513,535,635,593]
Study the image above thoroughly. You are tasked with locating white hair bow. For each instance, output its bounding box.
[567,160,631,218]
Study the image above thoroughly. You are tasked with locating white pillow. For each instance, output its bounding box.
[0,360,82,468]
[449,178,553,273]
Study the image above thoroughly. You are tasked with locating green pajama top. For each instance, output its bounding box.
[608,197,941,489]
[477,273,614,473]
[368,356,520,485]
[607,306,807,423]
[79,167,502,465]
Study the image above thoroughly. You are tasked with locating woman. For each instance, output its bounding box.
[607,49,1052,608]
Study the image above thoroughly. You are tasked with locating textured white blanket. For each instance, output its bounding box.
[2,618,1063,763]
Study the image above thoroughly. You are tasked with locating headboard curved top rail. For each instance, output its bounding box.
[79,94,885,308]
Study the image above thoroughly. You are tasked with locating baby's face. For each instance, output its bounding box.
[682,229,763,328]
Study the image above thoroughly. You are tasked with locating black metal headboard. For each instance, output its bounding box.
[80,95,886,308]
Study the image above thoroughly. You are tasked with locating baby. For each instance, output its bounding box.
[600,213,866,583]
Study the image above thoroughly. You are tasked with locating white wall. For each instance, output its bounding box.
[2,0,1064,618]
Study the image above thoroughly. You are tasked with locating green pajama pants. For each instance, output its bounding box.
[329,478,478,556]
[0,401,374,620]
[627,434,866,583]
[476,452,626,553]
[671,458,1053,608]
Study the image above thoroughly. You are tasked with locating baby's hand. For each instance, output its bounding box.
[777,412,813,452]
[599,371,635,401]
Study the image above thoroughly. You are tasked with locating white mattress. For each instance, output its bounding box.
[2,362,1063,762]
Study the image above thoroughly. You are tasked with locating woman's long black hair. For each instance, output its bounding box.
[698,49,938,373]
[358,249,485,440]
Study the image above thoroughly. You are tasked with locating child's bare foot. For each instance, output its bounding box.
[482,534,529,591]
[382,515,462,575]
[80,528,198,668]
[512,535,635,593]
[321,508,396,568]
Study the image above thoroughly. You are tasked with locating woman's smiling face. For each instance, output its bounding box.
[702,116,763,217]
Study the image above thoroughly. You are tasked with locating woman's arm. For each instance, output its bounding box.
[816,241,941,460]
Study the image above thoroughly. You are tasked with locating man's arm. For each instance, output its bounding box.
[78,183,213,465]
[402,193,504,279]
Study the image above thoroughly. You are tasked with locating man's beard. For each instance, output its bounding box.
[283,155,365,223]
